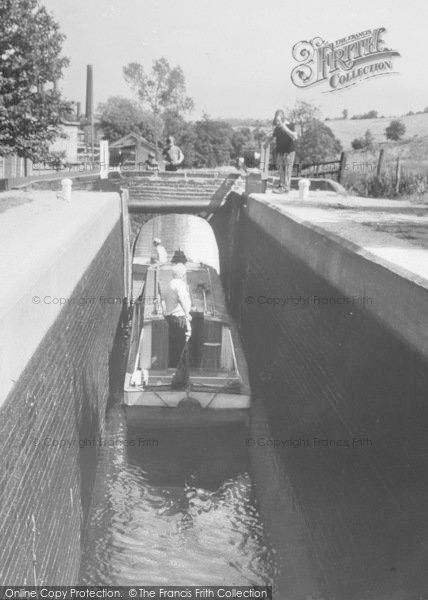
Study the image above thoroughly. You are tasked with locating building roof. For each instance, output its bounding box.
[109,132,155,151]
[59,116,80,127]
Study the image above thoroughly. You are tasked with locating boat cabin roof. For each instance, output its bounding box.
[139,262,229,324]
[133,214,220,273]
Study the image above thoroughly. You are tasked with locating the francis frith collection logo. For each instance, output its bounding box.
[291,27,400,92]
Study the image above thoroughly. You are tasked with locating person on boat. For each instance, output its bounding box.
[164,263,192,367]
[152,238,168,264]
[264,109,298,194]
[162,136,184,171]
[171,249,187,264]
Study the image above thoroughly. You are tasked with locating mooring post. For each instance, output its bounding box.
[395,156,401,194]
[338,151,347,183]
[376,149,385,177]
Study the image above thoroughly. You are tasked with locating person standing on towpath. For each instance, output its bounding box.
[162,135,184,171]
[264,109,298,193]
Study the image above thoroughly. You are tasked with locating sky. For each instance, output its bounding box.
[41,0,428,121]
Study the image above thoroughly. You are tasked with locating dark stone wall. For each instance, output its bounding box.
[216,200,428,598]
[0,222,124,585]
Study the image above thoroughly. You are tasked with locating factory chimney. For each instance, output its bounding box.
[85,65,93,120]
[85,65,95,164]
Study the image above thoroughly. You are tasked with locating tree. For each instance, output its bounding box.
[385,119,406,141]
[193,116,234,168]
[295,119,342,163]
[161,108,188,141]
[363,130,375,152]
[176,123,200,168]
[97,96,155,142]
[364,110,378,119]
[342,109,348,119]
[351,110,379,120]
[287,101,321,135]
[231,127,253,159]
[253,127,268,146]
[123,57,194,158]
[0,0,70,160]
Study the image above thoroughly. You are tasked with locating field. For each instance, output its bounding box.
[324,114,428,200]
[326,113,428,149]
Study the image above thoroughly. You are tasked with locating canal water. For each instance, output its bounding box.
[80,328,277,589]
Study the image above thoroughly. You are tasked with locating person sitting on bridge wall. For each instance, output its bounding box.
[163,263,192,368]
[152,238,168,264]
[144,152,159,171]
[264,109,298,194]
[162,136,184,171]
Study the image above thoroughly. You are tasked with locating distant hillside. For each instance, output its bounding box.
[223,118,270,128]
[326,113,428,149]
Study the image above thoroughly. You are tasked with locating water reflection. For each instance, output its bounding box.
[81,407,275,586]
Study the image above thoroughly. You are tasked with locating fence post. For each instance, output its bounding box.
[338,151,347,183]
[395,156,401,194]
[376,149,384,177]
[261,144,270,180]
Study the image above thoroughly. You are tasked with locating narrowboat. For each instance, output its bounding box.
[124,214,251,426]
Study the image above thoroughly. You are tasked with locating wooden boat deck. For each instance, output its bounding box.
[141,262,228,324]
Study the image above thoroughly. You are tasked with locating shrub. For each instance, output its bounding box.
[351,130,375,152]
[351,137,365,150]
[385,120,406,141]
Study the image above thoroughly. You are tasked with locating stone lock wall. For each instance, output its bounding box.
[233,213,428,594]
[0,193,125,585]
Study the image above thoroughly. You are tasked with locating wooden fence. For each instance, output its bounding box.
[259,146,407,189]
[259,147,347,183]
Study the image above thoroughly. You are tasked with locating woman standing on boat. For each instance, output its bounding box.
[163,263,192,367]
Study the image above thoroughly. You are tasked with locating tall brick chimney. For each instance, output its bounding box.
[85,65,95,162]
[85,65,93,120]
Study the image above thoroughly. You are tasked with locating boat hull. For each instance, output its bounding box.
[125,405,250,428]
[124,370,249,406]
